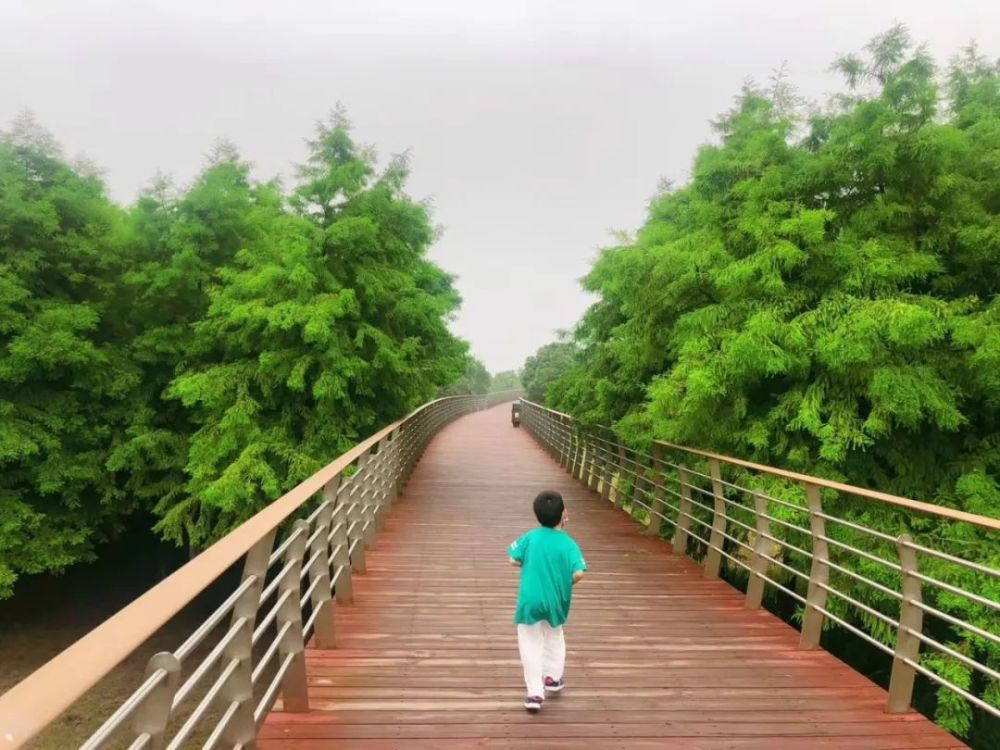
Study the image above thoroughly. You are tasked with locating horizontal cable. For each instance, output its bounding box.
[901,538,1000,579]
[906,627,1000,683]
[305,499,332,526]
[817,535,901,572]
[79,669,167,750]
[903,657,1000,719]
[816,581,900,629]
[910,600,1000,647]
[909,570,1000,613]
[268,526,306,567]
[814,557,903,601]
[253,653,297,726]
[252,621,293,685]
[815,512,898,543]
[165,657,240,750]
[173,618,247,710]
[258,559,297,607]
[758,512,812,537]
[201,700,241,750]
[299,548,324,582]
[300,575,324,608]
[175,575,257,662]
[253,589,293,646]
[804,601,895,656]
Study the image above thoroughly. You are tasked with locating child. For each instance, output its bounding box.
[507,490,587,712]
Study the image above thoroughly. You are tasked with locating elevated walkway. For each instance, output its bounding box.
[261,404,962,749]
[2,396,989,750]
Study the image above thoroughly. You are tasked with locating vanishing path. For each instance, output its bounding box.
[261,403,961,749]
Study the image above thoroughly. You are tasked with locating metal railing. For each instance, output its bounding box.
[0,392,520,750]
[520,398,1000,722]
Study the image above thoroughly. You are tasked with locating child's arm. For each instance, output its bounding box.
[507,535,526,567]
[570,541,586,585]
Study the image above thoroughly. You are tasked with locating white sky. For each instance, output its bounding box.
[2,1,998,372]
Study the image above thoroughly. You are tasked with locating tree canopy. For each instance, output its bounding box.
[440,355,491,396]
[522,342,576,403]
[0,114,138,598]
[0,109,467,591]
[489,369,522,393]
[531,27,1000,737]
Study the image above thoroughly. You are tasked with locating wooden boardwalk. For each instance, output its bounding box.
[261,404,963,749]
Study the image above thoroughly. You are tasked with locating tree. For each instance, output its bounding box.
[157,112,466,547]
[109,151,262,531]
[522,342,577,403]
[543,28,1000,737]
[440,355,490,396]
[489,370,522,392]
[0,116,138,597]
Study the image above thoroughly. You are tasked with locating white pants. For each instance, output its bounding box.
[516,622,566,698]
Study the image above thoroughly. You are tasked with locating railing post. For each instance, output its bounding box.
[371,439,390,532]
[346,476,367,574]
[672,466,694,555]
[385,429,401,506]
[601,439,615,501]
[745,492,770,609]
[614,443,628,509]
[132,652,181,750]
[704,458,727,579]
[277,519,310,712]
[358,449,377,549]
[586,436,600,491]
[592,437,603,493]
[570,426,583,481]
[800,483,829,649]
[309,499,335,649]
[559,417,571,470]
[888,534,924,713]
[390,429,406,500]
[646,444,665,537]
[328,478,353,604]
[401,421,419,486]
[220,529,276,746]
[545,416,558,458]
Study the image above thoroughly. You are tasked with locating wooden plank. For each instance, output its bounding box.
[261,403,964,750]
[261,738,965,750]
[260,721,954,738]
[262,708,920,726]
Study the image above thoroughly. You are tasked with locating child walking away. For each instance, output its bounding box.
[507,491,587,713]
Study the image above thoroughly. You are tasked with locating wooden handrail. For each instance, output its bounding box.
[519,399,1000,532]
[0,395,493,749]
[518,398,1000,723]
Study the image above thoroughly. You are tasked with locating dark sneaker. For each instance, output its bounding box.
[544,677,565,693]
[523,695,543,712]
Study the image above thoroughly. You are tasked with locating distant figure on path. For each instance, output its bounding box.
[507,490,587,712]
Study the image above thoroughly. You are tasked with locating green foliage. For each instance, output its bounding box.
[0,114,139,597]
[0,109,467,588]
[489,369,522,393]
[522,342,577,403]
[441,355,490,396]
[540,28,1000,738]
[155,112,466,547]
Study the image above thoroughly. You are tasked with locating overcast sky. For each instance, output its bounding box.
[3,1,998,372]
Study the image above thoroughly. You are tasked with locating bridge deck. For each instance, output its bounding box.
[261,404,962,749]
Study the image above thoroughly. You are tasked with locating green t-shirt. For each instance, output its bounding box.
[507,527,587,627]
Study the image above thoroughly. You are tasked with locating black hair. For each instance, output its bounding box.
[533,491,564,528]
